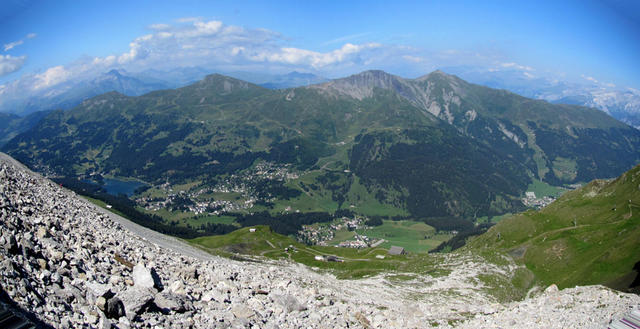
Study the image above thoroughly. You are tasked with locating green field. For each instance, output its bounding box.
[183,215,238,227]
[188,226,532,302]
[190,225,448,279]
[526,179,568,198]
[354,220,452,253]
[327,229,355,245]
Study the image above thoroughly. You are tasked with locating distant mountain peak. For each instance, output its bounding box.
[308,70,408,100]
[190,73,265,95]
[105,69,124,77]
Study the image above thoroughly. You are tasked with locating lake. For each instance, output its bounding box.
[102,178,147,196]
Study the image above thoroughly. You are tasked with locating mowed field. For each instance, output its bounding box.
[355,220,453,253]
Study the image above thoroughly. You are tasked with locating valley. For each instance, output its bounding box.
[2,3,640,328]
[1,153,638,328]
[5,70,639,258]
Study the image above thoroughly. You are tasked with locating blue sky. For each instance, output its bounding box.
[1,0,639,91]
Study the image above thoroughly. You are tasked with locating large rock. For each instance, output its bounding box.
[117,287,155,321]
[232,305,255,319]
[85,281,113,301]
[1,231,19,255]
[154,291,190,313]
[271,294,307,313]
[132,263,162,291]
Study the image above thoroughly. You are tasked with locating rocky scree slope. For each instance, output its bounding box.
[0,153,638,328]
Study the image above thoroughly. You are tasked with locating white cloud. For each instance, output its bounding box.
[582,75,599,83]
[4,40,24,51]
[402,55,425,63]
[176,17,201,23]
[33,66,71,90]
[3,33,37,52]
[254,43,382,68]
[0,17,550,102]
[80,19,384,73]
[149,23,170,30]
[322,32,370,46]
[500,62,534,71]
[0,54,26,76]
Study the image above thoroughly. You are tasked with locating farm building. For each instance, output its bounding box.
[388,246,406,255]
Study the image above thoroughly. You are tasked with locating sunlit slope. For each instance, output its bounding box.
[468,164,640,289]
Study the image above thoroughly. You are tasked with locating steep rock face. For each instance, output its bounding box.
[0,153,638,328]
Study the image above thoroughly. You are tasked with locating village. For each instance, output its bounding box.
[296,215,386,249]
[135,161,299,215]
[521,191,556,209]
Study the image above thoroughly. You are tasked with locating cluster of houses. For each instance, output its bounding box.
[134,161,299,215]
[522,191,556,209]
[136,192,249,215]
[297,216,372,246]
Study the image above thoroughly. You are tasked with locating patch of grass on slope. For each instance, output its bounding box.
[355,220,451,253]
[467,164,640,289]
[190,226,448,279]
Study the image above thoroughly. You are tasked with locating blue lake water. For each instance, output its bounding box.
[101,178,147,196]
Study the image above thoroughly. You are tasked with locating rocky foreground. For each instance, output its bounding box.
[0,153,638,328]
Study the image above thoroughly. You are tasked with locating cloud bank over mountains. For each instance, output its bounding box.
[1,16,639,129]
[0,17,538,97]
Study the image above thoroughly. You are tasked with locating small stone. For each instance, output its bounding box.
[37,258,47,270]
[232,305,255,319]
[105,297,125,319]
[118,316,131,329]
[168,280,185,295]
[36,226,48,239]
[96,296,107,311]
[86,312,99,324]
[108,275,121,285]
[201,289,224,303]
[85,281,113,301]
[2,232,19,254]
[545,284,559,294]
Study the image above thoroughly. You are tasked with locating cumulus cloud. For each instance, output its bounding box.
[0,17,533,101]
[33,66,71,90]
[83,18,385,74]
[0,55,26,76]
[0,18,394,100]
[249,43,382,69]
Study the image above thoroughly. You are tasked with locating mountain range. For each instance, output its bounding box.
[0,68,327,117]
[3,70,640,220]
[447,66,640,129]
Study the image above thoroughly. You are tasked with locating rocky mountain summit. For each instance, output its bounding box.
[0,152,638,328]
